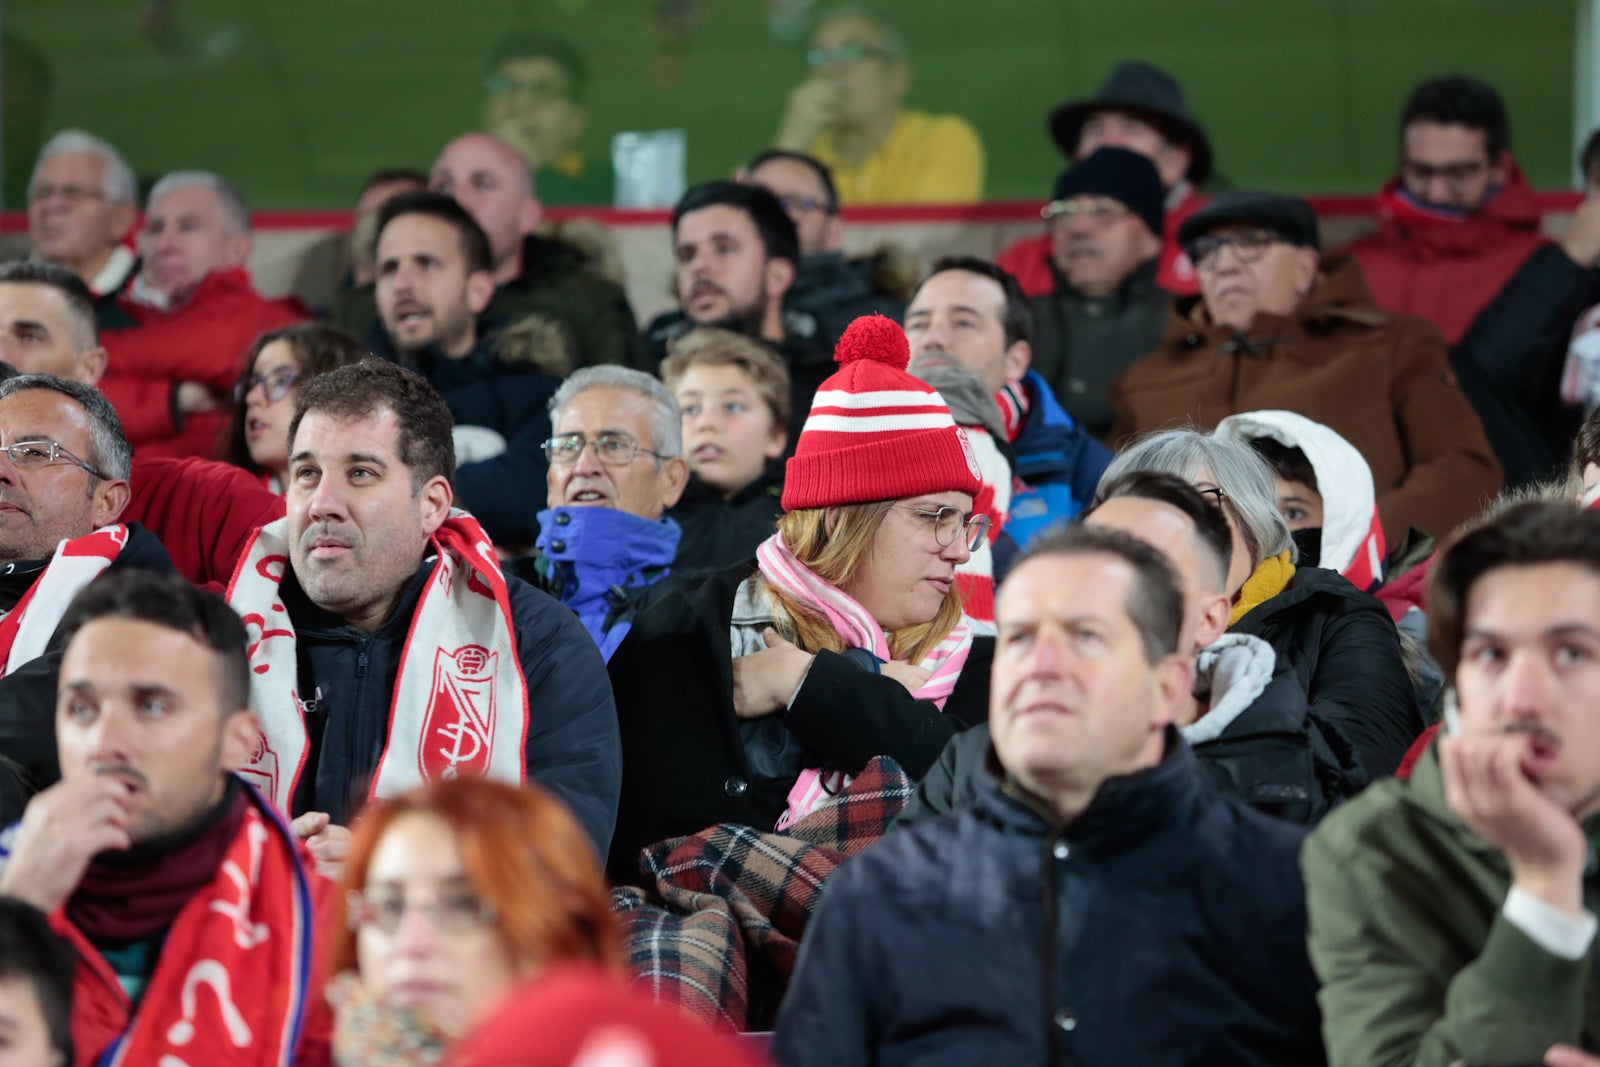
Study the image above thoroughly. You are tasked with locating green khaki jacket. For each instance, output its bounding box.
[1302,742,1600,1067]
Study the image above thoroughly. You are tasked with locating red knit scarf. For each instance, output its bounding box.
[68,781,247,944]
[55,781,320,1067]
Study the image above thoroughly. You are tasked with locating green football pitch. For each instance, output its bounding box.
[2,0,1582,209]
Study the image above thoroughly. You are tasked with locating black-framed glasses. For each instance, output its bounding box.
[346,887,498,936]
[1401,157,1488,192]
[542,432,670,467]
[0,440,108,480]
[233,366,301,405]
[1184,229,1281,273]
[1194,485,1227,508]
[892,505,991,552]
[777,194,837,218]
[1041,197,1131,225]
[807,41,894,67]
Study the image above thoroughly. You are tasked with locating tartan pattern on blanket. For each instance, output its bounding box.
[613,756,915,1031]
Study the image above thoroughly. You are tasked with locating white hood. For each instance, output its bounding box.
[1215,409,1384,584]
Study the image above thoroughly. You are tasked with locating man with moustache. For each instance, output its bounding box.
[225,359,620,859]
[644,181,833,432]
[332,132,643,371]
[774,522,1325,1066]
[1304,501,1600,1067]
[1015,148,1172,440]
[371,190,560,551]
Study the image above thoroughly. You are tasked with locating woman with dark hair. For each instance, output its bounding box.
[0,896,75,1067]
[220,323,369,490]
[329,777,623,1066]
[607,316,994,882]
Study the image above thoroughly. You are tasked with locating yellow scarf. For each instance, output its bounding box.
[1229,550,1296,628]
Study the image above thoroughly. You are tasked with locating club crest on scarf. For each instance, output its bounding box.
[423,644,498,780]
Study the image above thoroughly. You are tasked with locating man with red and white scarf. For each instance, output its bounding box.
[905,256,1112,607]
[226,359,620,862]
[0,374,176,813]
[1346,75,1547,346]
[0,570,335,1067]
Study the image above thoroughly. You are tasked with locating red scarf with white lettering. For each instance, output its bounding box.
[53,785,319,1067]
[0,524,127,673]
[226,511,527,814]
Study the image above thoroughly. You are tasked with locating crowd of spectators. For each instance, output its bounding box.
[6,25,1600,1067]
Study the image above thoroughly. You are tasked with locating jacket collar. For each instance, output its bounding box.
[282,554,434,639]
[1166,255,1390,352]
[1372,160,1543,257]
[980,726,1204,855]
[535,506,679,588]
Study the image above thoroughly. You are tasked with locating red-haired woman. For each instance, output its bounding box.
[328,778,623,1066]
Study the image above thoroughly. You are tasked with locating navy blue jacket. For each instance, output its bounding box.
[773,735,1325,1067]
[281,556,621,857]
[1003,371,1113,554]
[529,505,679,661]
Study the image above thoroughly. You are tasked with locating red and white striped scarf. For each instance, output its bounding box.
[756,532,976,828]
[0,524,127,673]
[226,511,528,815]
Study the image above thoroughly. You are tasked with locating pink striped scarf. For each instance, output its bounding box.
[755,532,976,828]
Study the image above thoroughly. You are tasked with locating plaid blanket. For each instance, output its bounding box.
[613,756,914,1032]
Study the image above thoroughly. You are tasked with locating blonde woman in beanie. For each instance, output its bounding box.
[605,315,994,884]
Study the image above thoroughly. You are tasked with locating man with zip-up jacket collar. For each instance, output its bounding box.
[774,523,1324,1067]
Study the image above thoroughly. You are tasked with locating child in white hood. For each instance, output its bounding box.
[1215,410,1387,593]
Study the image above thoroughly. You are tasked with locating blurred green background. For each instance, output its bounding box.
[2,0,1583,209]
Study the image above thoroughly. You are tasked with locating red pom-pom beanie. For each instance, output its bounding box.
[781,314,984,511]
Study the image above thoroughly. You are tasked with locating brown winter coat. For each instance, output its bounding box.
[1108,255,1501,541]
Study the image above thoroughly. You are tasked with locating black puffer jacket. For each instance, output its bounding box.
[1231,565,1421,780]
[666,464,784,576]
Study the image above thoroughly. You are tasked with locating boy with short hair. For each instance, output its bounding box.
[661,328,791,572]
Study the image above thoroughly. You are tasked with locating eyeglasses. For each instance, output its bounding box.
[1184,229,1282,272]
[232,366,301,405]
[892,505,992,552]
[1401,158,1488,192]
[542,432,671,467]
[346,887,498,936]
[777,194,837,217]
[1041,197,1131,225]
[1194,485,1227,508]
[0,440,108,480]
[807,41,895,68]
[28,183,107,205]
[482,73,570,103]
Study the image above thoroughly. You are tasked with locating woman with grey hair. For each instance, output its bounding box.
[1102,428,1424,779]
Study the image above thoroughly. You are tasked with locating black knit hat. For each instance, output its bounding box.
[1177,190,1321,252]
[1048,60,1212,186]
[1048,147,1165,238]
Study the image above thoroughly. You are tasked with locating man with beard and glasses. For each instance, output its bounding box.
[224,359,619,864]
[1304,501,1600,1067]
[1017,148,1173,440]
[644,181,833,434]
[0,571,336,1067]
[371,190,560,552]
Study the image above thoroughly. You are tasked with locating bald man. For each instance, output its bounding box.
[330,132,644,370]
